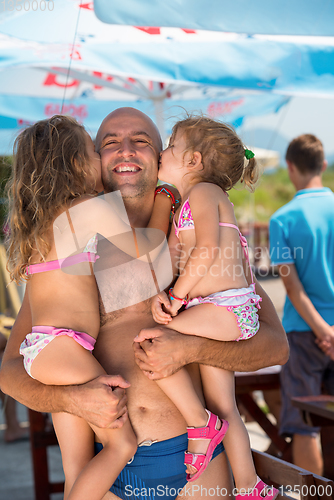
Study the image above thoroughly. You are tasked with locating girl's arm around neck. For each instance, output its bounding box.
[147,190,174,236]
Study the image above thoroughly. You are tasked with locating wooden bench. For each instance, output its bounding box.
[252,449,334,500]
[292,396,334,481]
[236,366,290,458]
[28,409,63,500]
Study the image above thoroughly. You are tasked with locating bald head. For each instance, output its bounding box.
[96,107,162,198]
[96,107,162,155]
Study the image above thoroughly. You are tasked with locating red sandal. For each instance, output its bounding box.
[184,409,229,482]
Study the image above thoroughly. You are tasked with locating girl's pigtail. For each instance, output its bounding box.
[241,155,259,192]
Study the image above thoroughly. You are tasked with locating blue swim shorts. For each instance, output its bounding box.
[95,432,225,499]
[280,330,334,438]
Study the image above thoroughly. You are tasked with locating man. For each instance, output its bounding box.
[0,108,288,499]
[269,134,334,475]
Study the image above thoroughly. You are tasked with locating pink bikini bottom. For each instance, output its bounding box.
[20,326,96,378]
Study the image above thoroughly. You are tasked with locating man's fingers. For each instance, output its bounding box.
[141,369,163,380]
[133,341,142,354]
[152,307,168,322]
[160,295,171,309]
[133,352,154,373]
[108,409,128,429]
[153,311,172,324]
[101,374,130,389]
[134,328,161,343]
[115,404,128,420]
[113,386,128,405]
[158,309,172,319]
[134,355,165,379]
[141,369,168,381]
[133,341,151,359]
[133,332,150,343]
[141,370,157,379]
[316,339,334,359]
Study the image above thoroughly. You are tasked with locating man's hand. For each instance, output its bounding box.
[315,325,334,361]
[151,292,172,325]
[133,327,200,380]
[68,374,130,429]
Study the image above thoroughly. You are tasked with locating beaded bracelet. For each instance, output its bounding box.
[168,288,189,305]
[154,187,177,220]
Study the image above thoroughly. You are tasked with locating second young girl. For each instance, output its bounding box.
[6,115,172,500]
[135,116,279,499]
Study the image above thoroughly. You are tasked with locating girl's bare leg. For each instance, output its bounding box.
[30,335,137,500]
[52,413,95,499]
[156,368,217,476]
[177,450,233,499]
[68,418,137,500]
[200,364,257,492]
[166,303,241,341]
[155,303,240,476]
[102,492,122,500]
[156,303,256,484]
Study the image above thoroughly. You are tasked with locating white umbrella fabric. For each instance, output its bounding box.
[2,0,333,153]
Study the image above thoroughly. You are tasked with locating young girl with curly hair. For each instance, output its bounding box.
[6,115,171,500]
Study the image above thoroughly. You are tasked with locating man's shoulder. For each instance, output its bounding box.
[270,198,297,225]
[271,188,334,224]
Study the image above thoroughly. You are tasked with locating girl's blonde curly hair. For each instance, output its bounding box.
[170,115,259,192]
[6,115,96,284]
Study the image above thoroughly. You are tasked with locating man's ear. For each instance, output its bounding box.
[321,160,328,173]
[286,160,298,179]
[286,160,294,173]
[188,151,202,169]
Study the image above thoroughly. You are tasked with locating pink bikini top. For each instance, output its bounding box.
[26,252,98,276]
[26,209,99,276]
[173,198,255,284]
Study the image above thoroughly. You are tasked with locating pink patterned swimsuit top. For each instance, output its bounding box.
[173,196,255,284]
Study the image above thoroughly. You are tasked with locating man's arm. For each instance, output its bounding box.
[133,277,289,379]
[0,291,129,428]
[278,263,334,357]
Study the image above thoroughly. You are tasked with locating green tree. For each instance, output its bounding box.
[229,164,334,224]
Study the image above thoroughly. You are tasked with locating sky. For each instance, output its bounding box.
[241,95,334,167]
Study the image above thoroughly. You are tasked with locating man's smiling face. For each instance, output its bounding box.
[96,108,162,199]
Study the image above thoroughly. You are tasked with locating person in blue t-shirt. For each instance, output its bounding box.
[269,134,334,476]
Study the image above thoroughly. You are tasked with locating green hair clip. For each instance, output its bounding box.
[244,149,255,160]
